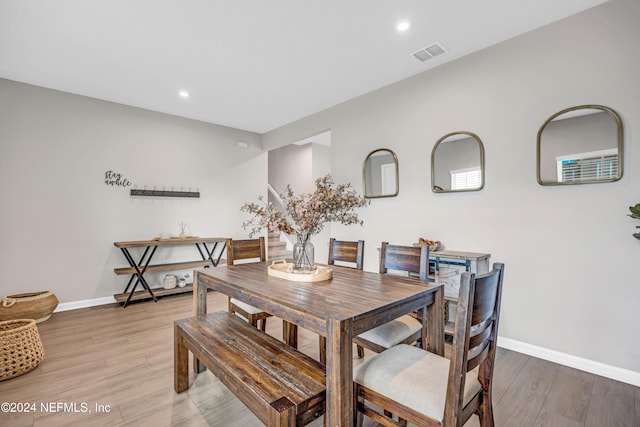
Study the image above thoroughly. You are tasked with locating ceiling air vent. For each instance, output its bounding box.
[413,42,447,62]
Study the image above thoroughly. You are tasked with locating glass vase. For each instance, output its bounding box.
[292,234,315,272]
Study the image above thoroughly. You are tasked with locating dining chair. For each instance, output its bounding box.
[353,263,505,427]
[352,242,429,358]
[328,237,365,270]
[318,238,365,364]
[226,237,272,331]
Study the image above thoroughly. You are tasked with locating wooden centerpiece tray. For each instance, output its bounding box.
[267,260,332,282]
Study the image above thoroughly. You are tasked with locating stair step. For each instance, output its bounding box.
[269,247,289,256]
[269,251,291,261]
[267,231,290,261]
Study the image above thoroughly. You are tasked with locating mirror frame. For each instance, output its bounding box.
[362,148,399,198]
[536,104,623,186]
[431,131,485,193]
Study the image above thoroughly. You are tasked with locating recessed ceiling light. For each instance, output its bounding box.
[178,90,190,99]
[397,20,411,32]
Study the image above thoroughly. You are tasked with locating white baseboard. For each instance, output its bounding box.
[54,296,116,312]
[498,336,640,387]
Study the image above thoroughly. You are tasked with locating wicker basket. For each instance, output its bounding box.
[0,319,45,381]
[0,291,58,323]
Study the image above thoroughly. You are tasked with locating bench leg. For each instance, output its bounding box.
[269,397,296,427]
[174,324,189,393]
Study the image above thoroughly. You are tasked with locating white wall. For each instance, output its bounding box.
[268,144,313,194]
[263,0,640,379]
[0,79,266,304]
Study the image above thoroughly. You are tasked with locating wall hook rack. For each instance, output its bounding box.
[130,187,200,198]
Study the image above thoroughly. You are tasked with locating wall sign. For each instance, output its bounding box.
[105,170,131,187]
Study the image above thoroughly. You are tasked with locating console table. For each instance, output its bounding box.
[113,237,228,307]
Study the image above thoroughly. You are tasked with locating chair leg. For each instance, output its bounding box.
[354,383,363,427]
[478,391,494,427]
[259,317,267,332]
[247,314,259,328]
[357,344,364,359]
[319,336,326,365]
[283,321,298,348]
[478,362,495,427]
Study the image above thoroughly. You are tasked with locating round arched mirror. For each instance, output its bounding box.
[431,132,485,193]
[363,148,399,198]
[537,105,623,185]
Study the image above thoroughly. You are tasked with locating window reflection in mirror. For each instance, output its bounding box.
[537,105,623,185]
[363,149,398,198]
[431,132,485,193]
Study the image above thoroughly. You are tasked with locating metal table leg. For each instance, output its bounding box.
[120,246,158,307]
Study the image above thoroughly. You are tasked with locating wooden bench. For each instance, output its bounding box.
[174,311,326,426]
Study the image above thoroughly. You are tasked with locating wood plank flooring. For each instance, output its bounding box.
[1,292,637,427]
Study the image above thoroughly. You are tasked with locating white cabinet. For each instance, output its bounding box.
[429,250,491,329]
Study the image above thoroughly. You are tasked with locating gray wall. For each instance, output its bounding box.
[263,0,640,378]
[0,79,266,303]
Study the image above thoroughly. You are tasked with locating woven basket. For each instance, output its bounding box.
[0,319,45,381]
[0,291,58,323]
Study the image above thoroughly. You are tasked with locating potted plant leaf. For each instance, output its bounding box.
[628,204,640,240]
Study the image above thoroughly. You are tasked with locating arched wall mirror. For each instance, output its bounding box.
[431,131,485,193]
[537,105,623,185]
[363,148,399,198]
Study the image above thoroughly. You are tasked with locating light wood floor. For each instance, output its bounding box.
[1,292,638,427]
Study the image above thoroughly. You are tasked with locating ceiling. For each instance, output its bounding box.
[0,0,607,134]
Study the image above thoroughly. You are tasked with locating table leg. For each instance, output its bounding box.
[426,286,445,356]
[174,323,189,393]
[197,242,226,267]
[193,271,207,373]
[326,318,353,427]
[120,246,158,307]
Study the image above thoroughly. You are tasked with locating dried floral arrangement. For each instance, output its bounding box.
[241,175,369,239]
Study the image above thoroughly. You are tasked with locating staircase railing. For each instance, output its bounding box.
[267,183,293,250]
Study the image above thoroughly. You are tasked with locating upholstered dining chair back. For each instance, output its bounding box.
[353,262,505,427]
[328,238,364,270]
[379,242,429,281]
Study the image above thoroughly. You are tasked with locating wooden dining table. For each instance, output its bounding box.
[193,261,444,427]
